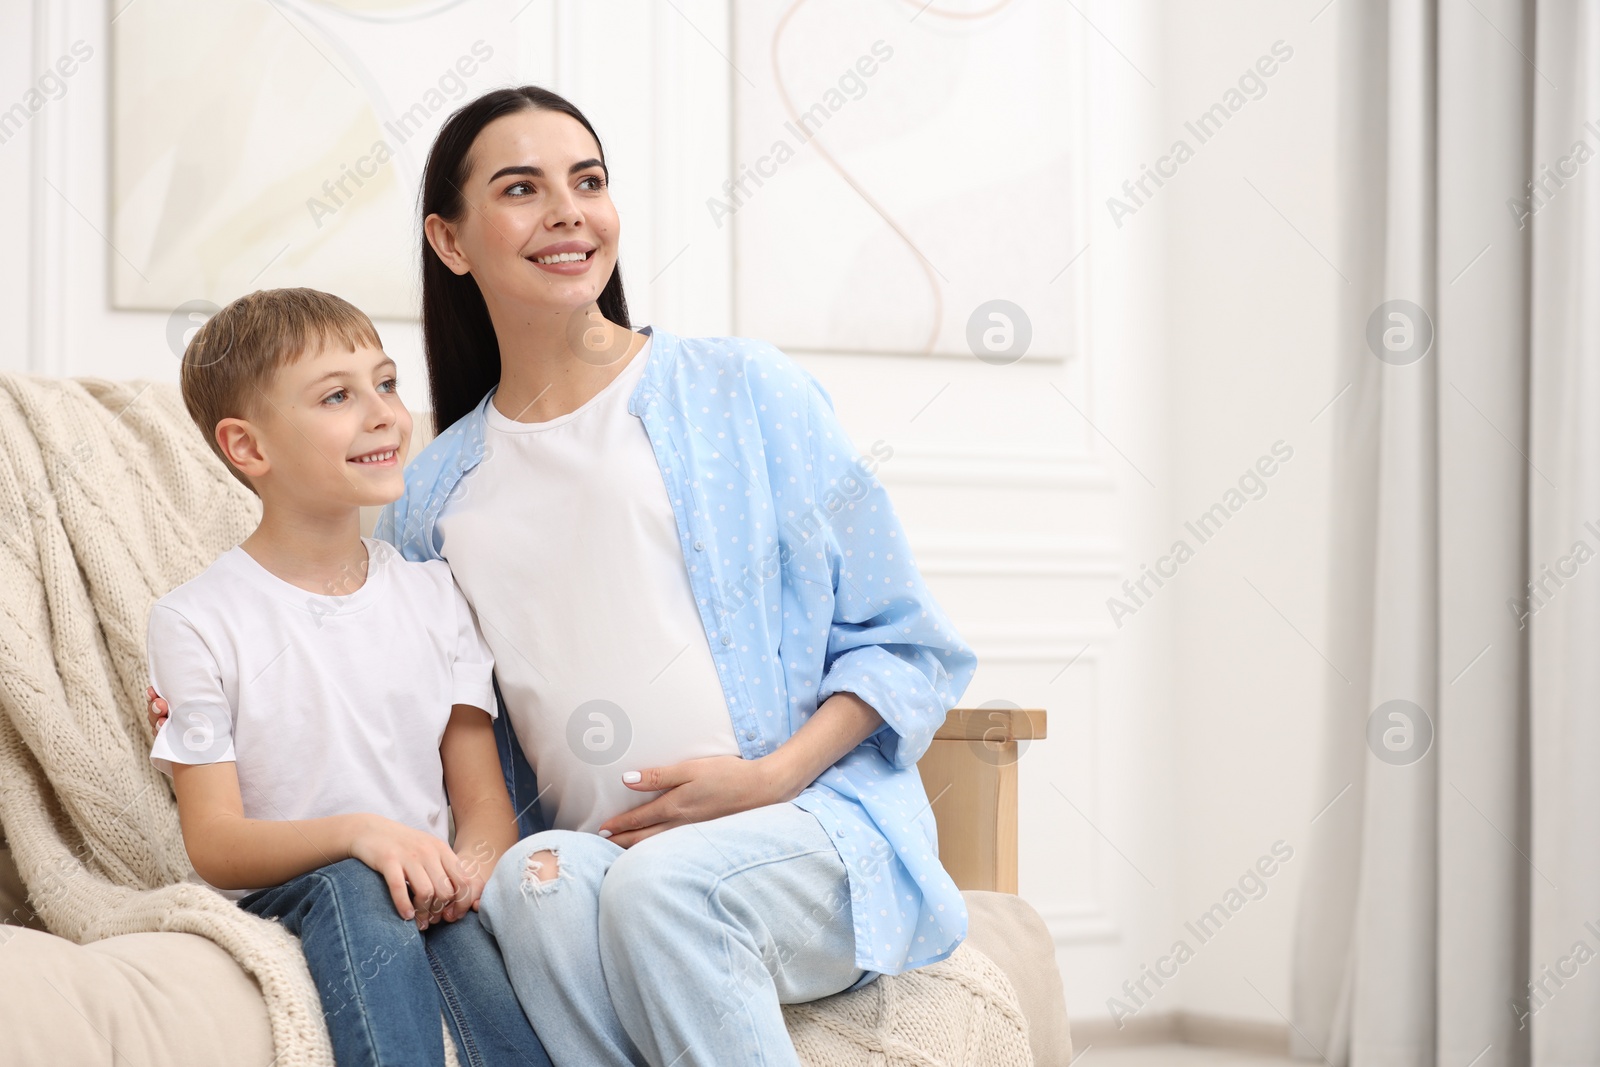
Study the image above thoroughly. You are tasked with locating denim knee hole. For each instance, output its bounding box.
[519,848,561,900]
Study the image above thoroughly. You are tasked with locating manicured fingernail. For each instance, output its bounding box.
[622,771,641,784]
[598,829,612,838]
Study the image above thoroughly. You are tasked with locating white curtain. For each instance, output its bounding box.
[1291,1,1600,1064]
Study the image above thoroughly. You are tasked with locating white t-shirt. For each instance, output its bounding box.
[437,334,741,833]
[148,536,496,898]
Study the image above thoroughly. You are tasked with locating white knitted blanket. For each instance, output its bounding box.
[0,373,1032,1067]
[786,943,1035,1065]
[0,374,340,1065]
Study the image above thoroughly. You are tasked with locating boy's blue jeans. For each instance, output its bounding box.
[478,802,874,1067]
[240,857,552,1067]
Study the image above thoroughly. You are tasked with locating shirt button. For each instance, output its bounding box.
[693,540,705,551]
[835,827,847,838]
[721,633,732,646]
[745,729,756,740]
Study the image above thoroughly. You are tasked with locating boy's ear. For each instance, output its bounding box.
[215,417,269,481]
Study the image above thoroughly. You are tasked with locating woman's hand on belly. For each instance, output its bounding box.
[597,754,799,848]
[598,694,887,846]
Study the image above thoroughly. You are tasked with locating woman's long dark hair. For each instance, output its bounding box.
[419,86,630,433]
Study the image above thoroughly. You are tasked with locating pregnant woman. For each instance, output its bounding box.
[160,85,976,1066]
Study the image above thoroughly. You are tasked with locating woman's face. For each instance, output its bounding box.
[427,108,619,319]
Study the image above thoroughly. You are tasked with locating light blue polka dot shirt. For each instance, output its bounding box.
[376,326,978,976]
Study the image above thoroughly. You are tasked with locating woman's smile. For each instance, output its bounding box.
[526,239,597,275]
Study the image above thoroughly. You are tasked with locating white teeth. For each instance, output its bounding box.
[351,449,395,464]
[534,251,589,264]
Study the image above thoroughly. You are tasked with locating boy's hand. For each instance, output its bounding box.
[147,686,170,733]
[438,704,519,923]
[438,850,491,924]
[349,816,472,931]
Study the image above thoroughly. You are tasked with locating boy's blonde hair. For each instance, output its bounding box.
[180,288,384,494]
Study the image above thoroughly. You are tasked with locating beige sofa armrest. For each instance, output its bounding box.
[0,926,275,1067]
[963,889,1072,1067]
[4,834,271,1066]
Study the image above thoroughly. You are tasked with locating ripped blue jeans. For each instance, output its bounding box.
[477,802,874,1067]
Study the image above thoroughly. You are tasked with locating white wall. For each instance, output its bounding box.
[1001,0,1339,1032]
[1136,0,1337,1028]
[1048,0,1179,1024]
[0,0,1339,1039]
[0,0,730,387]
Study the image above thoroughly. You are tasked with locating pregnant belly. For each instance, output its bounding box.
[514,696,743,833]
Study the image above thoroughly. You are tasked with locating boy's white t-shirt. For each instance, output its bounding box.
[436,334,742,833]
[147,536,496,899]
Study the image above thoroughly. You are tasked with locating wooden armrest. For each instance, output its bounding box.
[932,707,1047,743]
[917,707,1047,894]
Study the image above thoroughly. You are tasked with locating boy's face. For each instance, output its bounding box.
[219,341,412,511]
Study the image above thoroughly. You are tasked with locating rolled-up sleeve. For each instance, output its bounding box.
[799,371,978,770]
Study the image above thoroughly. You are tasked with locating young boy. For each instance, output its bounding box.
[146,287,550,1067]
